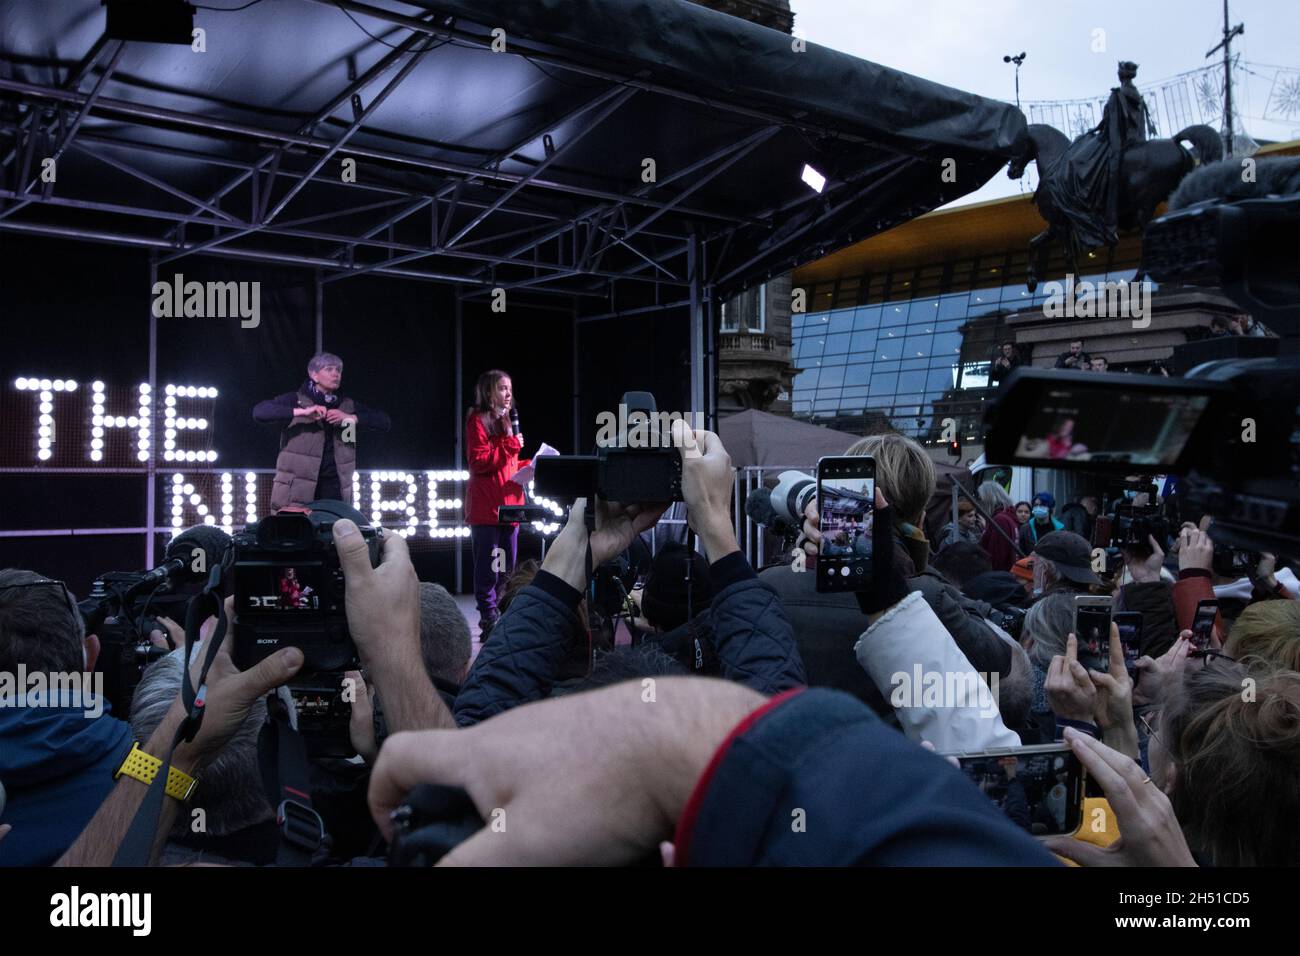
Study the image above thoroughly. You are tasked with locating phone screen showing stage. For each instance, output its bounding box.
[1075,597,1113,672]
[1114,612,1143,680]
[953,747,1083,836]
[816,456,874,593]
[1191,602,1218,651]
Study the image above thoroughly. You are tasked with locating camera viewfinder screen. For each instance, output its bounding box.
[1013,387,1209,466]
[817,458,874,591]
[236,563,323,615]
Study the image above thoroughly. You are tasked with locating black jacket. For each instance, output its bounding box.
[453,552,805,727]
[1119,580,1179,658]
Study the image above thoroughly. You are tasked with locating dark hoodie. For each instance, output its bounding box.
[0,703,132,866]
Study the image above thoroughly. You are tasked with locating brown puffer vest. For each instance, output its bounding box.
[270,389,358,511]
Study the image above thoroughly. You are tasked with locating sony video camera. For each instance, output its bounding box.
[984,360,1300,558]
[534,391,683,503]
[81,571,189,716]
[230,500,381,757]
[79,524,233,716]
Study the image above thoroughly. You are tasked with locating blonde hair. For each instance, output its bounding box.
[1224,601,1300,671]
[844,433,935,524]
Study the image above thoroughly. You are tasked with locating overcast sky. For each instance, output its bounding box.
[789,0,1300,206]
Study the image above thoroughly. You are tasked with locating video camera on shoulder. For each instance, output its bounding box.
[984,360,1300,558]
[1108,481,1170,556]
[533,391,683,503]
[230,500,381,757]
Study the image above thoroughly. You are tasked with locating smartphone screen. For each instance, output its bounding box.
[947,745,1084,836]
[1113,611,1143,681]
[1191,600,1218,652]
[1075,596,1113,672]
[816,456,875,593]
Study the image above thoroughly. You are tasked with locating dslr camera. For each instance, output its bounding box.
[230,500,381,756]
[534,391,683,503]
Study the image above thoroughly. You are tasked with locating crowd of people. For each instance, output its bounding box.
[990,315,1277,386]
[1,421,1297,868]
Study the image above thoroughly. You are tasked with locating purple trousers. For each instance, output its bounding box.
[470,523,518,624]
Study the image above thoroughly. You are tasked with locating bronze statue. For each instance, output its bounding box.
[1007,62,1222,291]
[1097,61,1157,230]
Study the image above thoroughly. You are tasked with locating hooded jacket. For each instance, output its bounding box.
[0,704,133,866]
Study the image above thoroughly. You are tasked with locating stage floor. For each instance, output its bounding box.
[453,590,487,663]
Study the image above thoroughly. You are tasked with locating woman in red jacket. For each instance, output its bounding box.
[466,370,528,631]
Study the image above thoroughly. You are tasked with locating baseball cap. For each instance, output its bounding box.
[1032,530,1101,586]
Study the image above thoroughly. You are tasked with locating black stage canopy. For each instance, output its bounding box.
[0,0,1026,307]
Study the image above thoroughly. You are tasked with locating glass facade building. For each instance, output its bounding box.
[790,226,1149,444]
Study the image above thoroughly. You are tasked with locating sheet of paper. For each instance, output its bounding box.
[509,442,560,488]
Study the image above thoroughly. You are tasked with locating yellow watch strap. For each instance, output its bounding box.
[115,741,197,802]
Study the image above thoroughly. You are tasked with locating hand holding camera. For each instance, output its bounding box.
[171,596,306,772]
[1177,526,1214,572]
[1123,534,1166,583]
[674,422,740,561]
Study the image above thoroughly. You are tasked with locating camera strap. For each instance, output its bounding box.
[112,572,229,866]
[258,692,326,867]
[684,528,701,671]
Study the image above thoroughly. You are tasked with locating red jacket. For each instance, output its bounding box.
[465,409,527,525]
[980,507,1022,572]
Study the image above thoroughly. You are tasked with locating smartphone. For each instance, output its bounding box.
[1190,599,1218,652]
[1112,611,1143,681]
[1074,595,1114,672]
[815,456,875,593]
[945,744,1084,836]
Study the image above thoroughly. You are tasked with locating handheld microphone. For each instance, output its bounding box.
[509,404,520,437]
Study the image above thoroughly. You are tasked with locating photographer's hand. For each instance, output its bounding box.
[541,497,667,594]
[335,520,453,731]
[369,677,767,865]
[674,421,740,562]
[57,597,303,866]
[345,669,378,764]
[1132,633,1191,708]
[1043,728,1197,867]
[1126,535,1166,584]
[1177,528,1213,573]
[1089,624,1139,759]
[1046,634,1097,725]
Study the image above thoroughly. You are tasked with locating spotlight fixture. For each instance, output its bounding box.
[801,163,826,194]
[102,0,195,45]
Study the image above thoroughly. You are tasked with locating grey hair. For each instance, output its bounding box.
[129,649,275,837]
[997,636,1034,728]
[308,352,343,374]
[977,481,1013,514]
[1022,591,1076,668]
[418,582,472,685]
